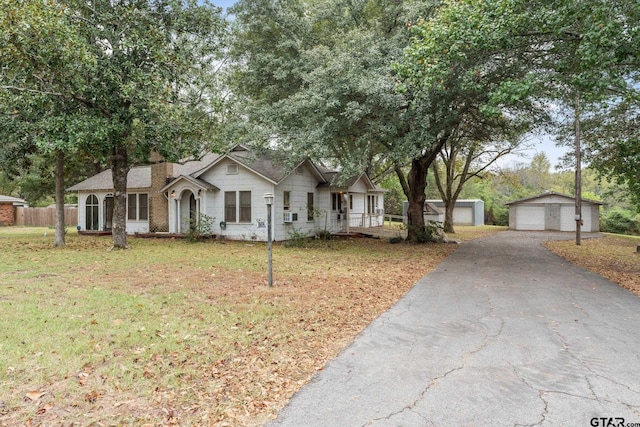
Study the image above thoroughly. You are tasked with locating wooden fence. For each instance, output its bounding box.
[15,206,78,227]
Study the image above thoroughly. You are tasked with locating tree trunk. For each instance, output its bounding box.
[405,157,429,242]
[53,150,66,247]
[111,146,129,249]
[432,160,456,234]
[443,203,455,234]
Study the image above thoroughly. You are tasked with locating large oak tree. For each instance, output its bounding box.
[401,0,640,224]
[230,0,545,241]
[1,0,227,248]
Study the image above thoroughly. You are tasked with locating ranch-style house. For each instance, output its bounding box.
[68,145,385,241]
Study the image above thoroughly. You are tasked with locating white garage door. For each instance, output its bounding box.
[515,205,545,230]
[560,205,590,232]
[453,207,473,225]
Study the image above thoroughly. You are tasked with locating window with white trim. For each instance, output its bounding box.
[224,191,252,223]
[283,191,291,211]
[127,193,149,220]
[331,193,343,211]
[226,163,239,174]
[367,195,378,214]
[239,191,252,222]
[86,194,99,230]
[307,193,314,221]
[225,191,236,222]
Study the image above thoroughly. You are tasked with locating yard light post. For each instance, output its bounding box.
[264,193,274,287]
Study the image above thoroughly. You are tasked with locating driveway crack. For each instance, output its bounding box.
[366,291,503,426]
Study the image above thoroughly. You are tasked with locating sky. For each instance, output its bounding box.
[504,134,570,170]
[211,0,236,10]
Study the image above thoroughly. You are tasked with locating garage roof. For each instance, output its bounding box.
[506,191,605,206]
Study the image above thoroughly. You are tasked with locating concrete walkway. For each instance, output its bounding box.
[268,231,640,426]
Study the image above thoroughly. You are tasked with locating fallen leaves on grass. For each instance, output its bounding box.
[0,233,485,426]
[545,235,640,295]
[23,391,46,402]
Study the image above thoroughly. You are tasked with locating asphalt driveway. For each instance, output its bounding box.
[269,231,640,427]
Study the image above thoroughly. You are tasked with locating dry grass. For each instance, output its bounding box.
[0,226,502,427]
[545,234,640,296]
[11,225,635,426]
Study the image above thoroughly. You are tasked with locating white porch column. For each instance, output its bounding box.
[99,195,104,231]
[175,198,181,233]
[196,194,201,225]
[346,191,350,234]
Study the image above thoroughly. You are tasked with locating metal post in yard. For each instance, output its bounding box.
[264,193,274,287]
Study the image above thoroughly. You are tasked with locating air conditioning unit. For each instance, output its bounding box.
[283,211,293,223]
[376,208,384,215]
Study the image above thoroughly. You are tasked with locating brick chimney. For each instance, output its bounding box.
[149,151,173,232]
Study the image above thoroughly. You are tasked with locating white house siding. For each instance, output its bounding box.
[77,190,150,233]
[184,158,274,240]
[274,164,320,241]
[316,187,333,233]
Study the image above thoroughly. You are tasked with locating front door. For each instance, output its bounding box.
[189,192,197,227]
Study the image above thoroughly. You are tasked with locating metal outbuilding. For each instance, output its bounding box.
[507,191,603,232]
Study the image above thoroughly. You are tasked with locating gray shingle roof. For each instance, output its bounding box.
[0,195,28,205]
[174,152,221,177]
[67,146,381,193]
[68,167,151,191]
[506,191,605,205]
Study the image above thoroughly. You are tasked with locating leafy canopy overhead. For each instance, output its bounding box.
[399,0,640,207]
[1,0,228,163]
[1,0,228,247]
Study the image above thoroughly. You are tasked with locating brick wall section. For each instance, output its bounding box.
[149,153,173,232]
[0,203,15,226]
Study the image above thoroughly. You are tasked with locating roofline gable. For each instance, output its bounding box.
[279,158,328,184]
[506,191,605,205]
[192,153,280,185]
[160,175,220,193]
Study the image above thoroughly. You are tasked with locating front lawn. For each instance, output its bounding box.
[0,227,494,426]
[545,234,640,295]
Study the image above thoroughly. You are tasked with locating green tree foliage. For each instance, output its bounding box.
[231,0,425,240]
[380,174,405,216]
[402,0,640,214]
[580,98,640,208]
[231,0,544,241]
[1,0,227,248]
[0,0,93,245]
[600,208,640,235]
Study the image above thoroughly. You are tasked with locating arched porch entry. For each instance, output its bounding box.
[178,189,198,234]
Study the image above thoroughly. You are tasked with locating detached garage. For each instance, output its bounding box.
[507,192,603,232]
[424,199,485,226]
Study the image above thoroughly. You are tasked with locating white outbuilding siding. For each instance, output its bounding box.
[507,192,603,232]
[403,199,484,226]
